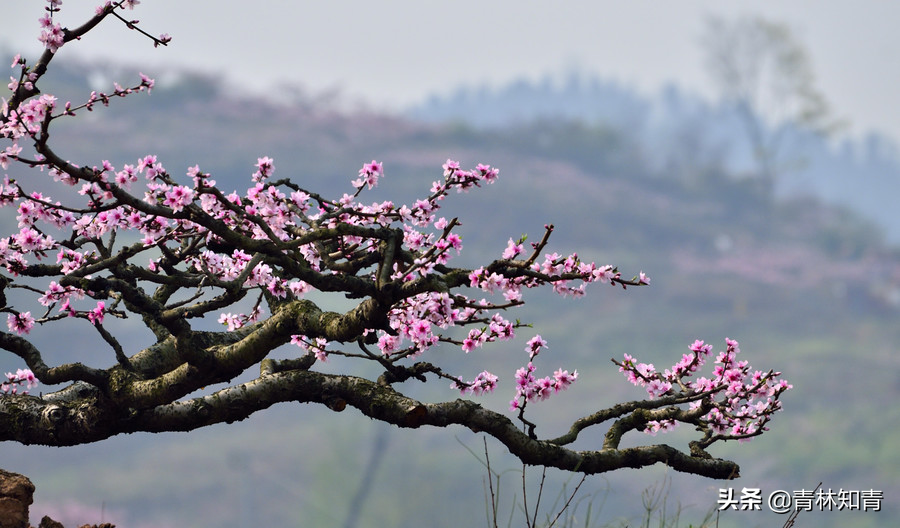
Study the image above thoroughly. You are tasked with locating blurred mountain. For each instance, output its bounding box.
[1,57,898,528]
[409,71,900,244]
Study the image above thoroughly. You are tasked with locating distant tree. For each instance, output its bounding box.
[702,15,841,192]
[1,2,790,525]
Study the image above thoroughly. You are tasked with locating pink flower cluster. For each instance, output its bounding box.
[352,160,383,190]
[6,312,36,335]
[616,338,791,441]
[1,369,37,394]
[451,370,498,396]
[217,306,264,332]
[37,281,85,317]
[290,335,329,363]
[469,253,624,303]
[508,335,578,411]
[252,156,274,183]
[38,14,65,53]
[2,94,56,138]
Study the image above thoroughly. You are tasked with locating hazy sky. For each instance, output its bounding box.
[4,1,900,141]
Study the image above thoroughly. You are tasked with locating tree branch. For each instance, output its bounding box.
[0,370,740,479]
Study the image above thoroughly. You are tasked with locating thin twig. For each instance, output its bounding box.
[522,463,531,528]
[484,437,499,528]
[531,467,547,528]
[547,474,588,528]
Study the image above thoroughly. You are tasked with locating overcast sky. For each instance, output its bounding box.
[4,1,900,142]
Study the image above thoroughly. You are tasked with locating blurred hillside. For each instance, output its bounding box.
[410,71,900,245]
[1,57,898,528]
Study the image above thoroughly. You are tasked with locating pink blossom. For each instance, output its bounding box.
[0,143,22,170]
[502,238,524,259]
[1,368,38,395]
[552,368,577,392]
[591,265,616,283]
[409,319,431,341]
[138,72,154,92]
[16,369,37,390]
[136,154,158,174]
[287,280,311,297]
[475,163,500,183]
[691,376,716,393]
[266,278,287,299]
[444,233,462,251]
[38,15,65,53]
[87,301,105,325]
[13,228,43,251]
[352,160,383,189]
[218,312,241,331]
[253,156,274,182]
[442,159,460,176]
[646,379,671,399]
[644,419,678,436]
[290,335,329,362]
[38,282,65,306]
[163,186,194,212]
[7,312,35,335]
[454,371,498,396]
[115,165,137,189]
[532,377,553,401]
[689,340,711,354]
[377,334,400,356]
[525,334,547,359]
